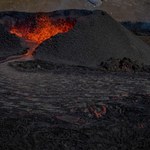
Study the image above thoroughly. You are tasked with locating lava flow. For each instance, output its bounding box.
[10,15,76,57]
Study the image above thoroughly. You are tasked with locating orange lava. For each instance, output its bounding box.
[88,105,107,119]
[10,15,76,56]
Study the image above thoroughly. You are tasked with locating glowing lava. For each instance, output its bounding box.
[10,15,76,57]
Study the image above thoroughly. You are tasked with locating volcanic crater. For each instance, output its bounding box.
[0,10,82,59]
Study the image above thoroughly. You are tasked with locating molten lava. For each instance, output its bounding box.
[10,15,76,56]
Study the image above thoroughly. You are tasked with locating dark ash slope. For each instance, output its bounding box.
[0,24,26,59]
[35,10,150,68]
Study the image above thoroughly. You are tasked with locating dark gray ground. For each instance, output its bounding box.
[0,60,150,150]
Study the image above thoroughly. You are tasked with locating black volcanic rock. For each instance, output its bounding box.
[35,10,150,68]
[0,24,25,59]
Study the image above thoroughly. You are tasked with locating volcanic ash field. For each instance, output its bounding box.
[0,9,150,150]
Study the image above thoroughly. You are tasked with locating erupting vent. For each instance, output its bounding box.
[9,15,76,56]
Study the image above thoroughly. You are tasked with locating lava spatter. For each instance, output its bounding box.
[10,15,76,57]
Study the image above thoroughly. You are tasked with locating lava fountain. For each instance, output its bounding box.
[9,14,76,57]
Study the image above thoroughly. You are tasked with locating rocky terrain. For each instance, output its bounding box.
[0,58,150,149]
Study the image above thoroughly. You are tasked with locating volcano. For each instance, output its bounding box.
[0,9,150,67]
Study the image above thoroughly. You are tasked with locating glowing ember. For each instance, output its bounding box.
[88,105,106,119]
[10,15,76,56]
